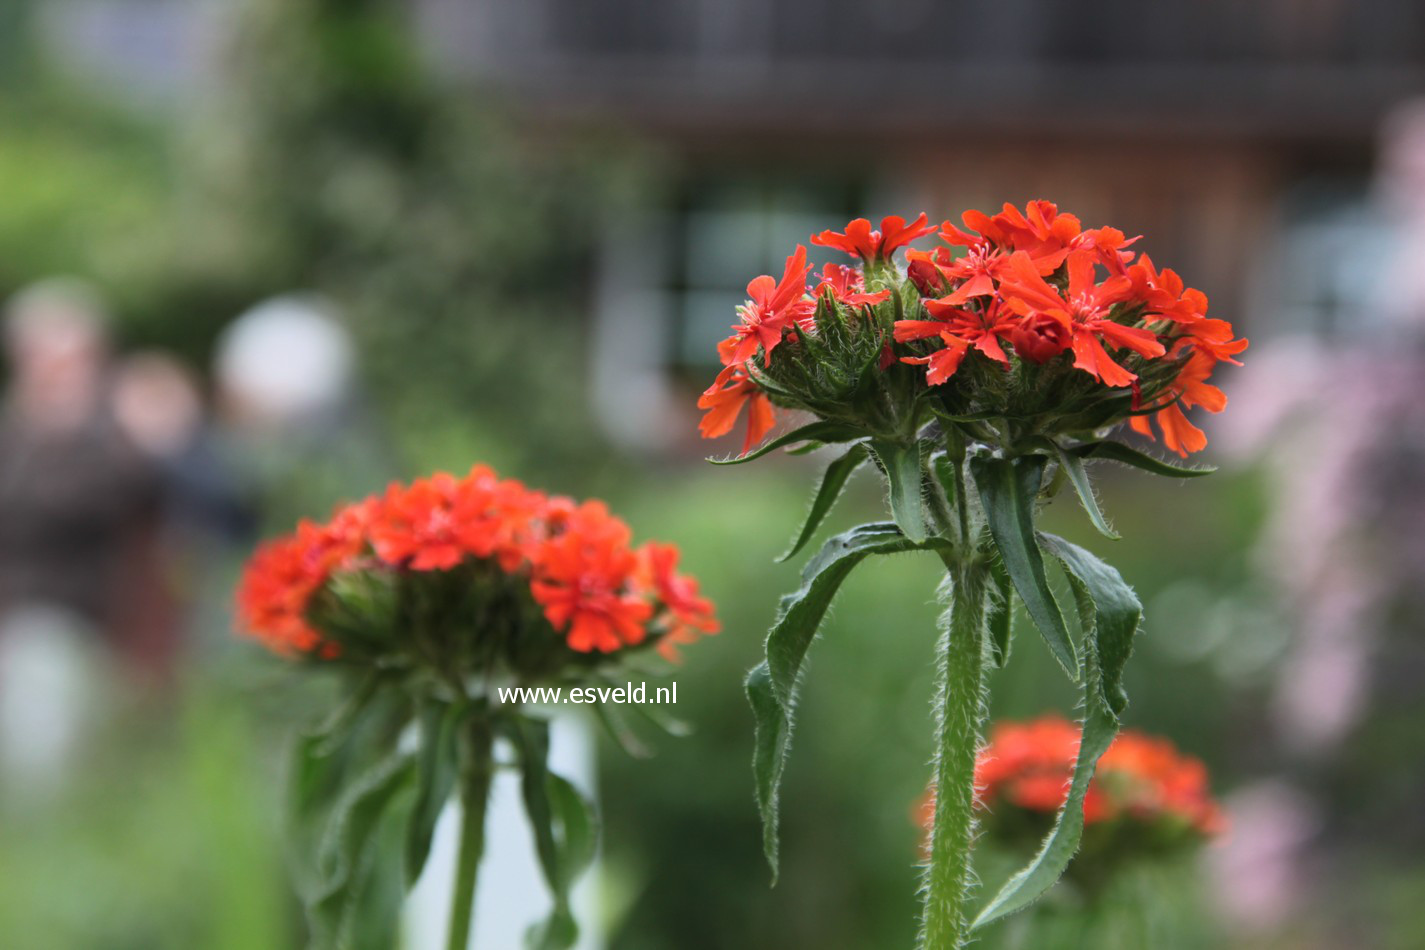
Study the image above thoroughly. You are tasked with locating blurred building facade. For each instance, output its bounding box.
[405,0,1425,448]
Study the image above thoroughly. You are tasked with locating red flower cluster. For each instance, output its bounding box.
[699,203,1247,456]
[236,465,718,659]
[972,716,1224,836]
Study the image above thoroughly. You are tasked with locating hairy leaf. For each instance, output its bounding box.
[1052,443,1119,540]
[709,420,866,465]
[985,554,1013,669]
[972,533,1141,929]
[777,442,871,562]
[970,455,1076,678]
[750,522,951,878]
[1071,440,1216,478]
[869,439,927,543]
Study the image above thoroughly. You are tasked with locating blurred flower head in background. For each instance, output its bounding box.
[237,464,718,672]
[950,715,1224,850]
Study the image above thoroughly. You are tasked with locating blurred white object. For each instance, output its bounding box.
[405,714,603,950]
[214,295,355,427]
[0,605,105,801]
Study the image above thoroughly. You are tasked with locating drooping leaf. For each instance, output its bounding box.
[404,697,464,885]
[1071,440,1216,478]
[750,522,951,878]
[709,420,866,465]
[869,439,926,543]
[971,533,1141,930]
[507,717,600,950]
[308,750,418,949]
[1040,533,1141,716]
[970,455,1076,678]
[625,697,694,738]
[1052,442,1119,540]
[592,700,654,759]
[288,676,403,904]
[984,554,1013,669]
[777,442,871,562]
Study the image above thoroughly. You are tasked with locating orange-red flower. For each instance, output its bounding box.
[530,501,653,653]
[814,263,892,308]
[812,213,935,262]
[697,362,776,455]
[638,541,720,660]
[696,203,1245,456]
[235,467,717,659]
[895,298,1018,385]
[972,715,1224,836]
[998,250,1166,387]
[1009,312,1072,363]
[722,246,814,366]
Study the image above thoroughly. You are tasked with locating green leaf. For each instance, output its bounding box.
[404,698,464,885]
[1071,440,1216,478]
[746,663,789,884]
[592,700,654,759]
[971,533,1141,930]
[626,699,694,738]
[708,420,865,465]
[508,718,600,950]
[546,773,599,889]
[1039,533,1141,716]
[931,453,958,513]
[869,439,926,543]
[970,455,1076,678]
[750,522,950,878]
[985,554,1013,668]
[777,442,870,562]
[308,751,417,948]
[1052,443,1119,539]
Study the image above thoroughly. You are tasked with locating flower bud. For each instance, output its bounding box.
[1009,312,1071,363]
[907,258,946,297]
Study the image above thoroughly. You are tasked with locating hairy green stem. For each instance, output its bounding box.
[447,718,494,950]
[919,557,990,950]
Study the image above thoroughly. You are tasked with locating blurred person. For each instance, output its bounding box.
[112,351,257,662]
[213,293,393,531]
[0,279,165,799]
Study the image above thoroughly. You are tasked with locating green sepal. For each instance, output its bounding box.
[868,439,926,543]
[1052,442,1119,540]
[971,533,1141,930]
[777,441,871,562]
[970,455,1077,679]
[749,522,951,879]
[708,420,866,465]
[1070,440,1216,478]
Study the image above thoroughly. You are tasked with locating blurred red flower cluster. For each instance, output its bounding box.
[973,715,1225,836]
[236,465,717,659]
[700,203,1247,456]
